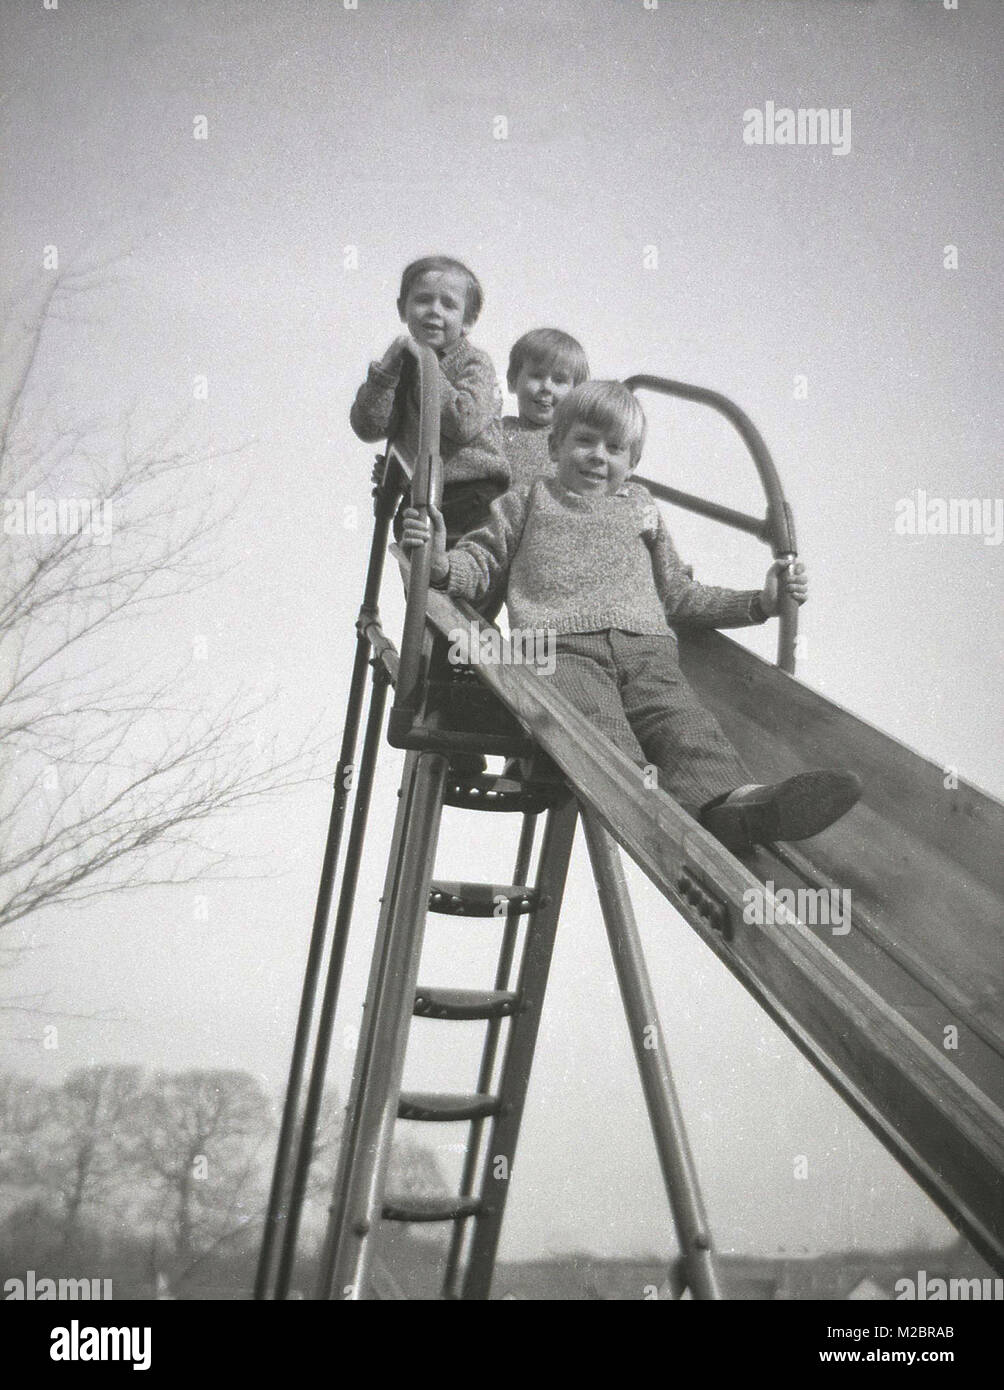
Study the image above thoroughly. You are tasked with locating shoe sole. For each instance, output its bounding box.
[710,771,862,847]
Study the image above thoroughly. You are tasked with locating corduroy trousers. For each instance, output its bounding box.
[548,630,749,813]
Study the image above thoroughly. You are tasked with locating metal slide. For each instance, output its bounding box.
[256,346,1002,1300]
[406,362,1003,1269]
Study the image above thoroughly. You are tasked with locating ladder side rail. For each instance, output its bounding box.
[254,467,400,1299]
[580,809,723,1300]
[318,752,449,1300]
[625,373,798,673]
[313,751,423,1298]
[460,795,580,1300]
[271,660,393,1299]
[260,351,426,1296]
[442,809,540,1298]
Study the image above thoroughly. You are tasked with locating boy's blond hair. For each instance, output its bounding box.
[550,381,647,466]
[506,328,590,391]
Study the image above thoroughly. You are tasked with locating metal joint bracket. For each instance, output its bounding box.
[356,606,380,637]
[368,657,394,689]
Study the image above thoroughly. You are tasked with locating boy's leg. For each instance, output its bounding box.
[610,632,861,848]
[547,634,650,770]
[609,632,750,815]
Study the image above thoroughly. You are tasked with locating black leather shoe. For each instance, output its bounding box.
[700,771,862,851]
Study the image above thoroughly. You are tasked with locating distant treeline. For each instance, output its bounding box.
[0,1066,445,1298]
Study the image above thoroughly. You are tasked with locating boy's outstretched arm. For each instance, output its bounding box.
[400,487,528,604]
[648,507,807,628]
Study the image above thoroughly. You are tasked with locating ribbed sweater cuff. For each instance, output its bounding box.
[712,590,768,628]
[748,592,769,624]
[446,549,485,603]
[367,361,400,387]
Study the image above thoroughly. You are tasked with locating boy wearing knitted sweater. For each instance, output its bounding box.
[402,381,860,852]
[502,328,590,489]
[350,255,509,544]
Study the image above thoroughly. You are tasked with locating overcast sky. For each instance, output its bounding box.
[2,0,1001,1266]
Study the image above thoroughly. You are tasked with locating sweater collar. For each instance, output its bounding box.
[548,477,633,507]
[503,415,550,434]
[438,337,471,369]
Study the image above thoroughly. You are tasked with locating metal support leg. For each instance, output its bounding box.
[460,795,579,1300]
[316,751,448,1300]
[580,808,724,1301]
[255,491,394,1301]
[254,633,372,1300]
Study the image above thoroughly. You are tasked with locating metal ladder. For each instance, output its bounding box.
[257,649,724,1300]
[310,735,721,1300]
[314,749,577,1300]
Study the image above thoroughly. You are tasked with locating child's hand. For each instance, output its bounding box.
[400,504,448,583]
[759,557,808,616]
[377,335,411,374]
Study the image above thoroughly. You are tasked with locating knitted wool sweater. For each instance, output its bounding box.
[445,477,765,636]
[501,415,554,490]
[350,338,510,488]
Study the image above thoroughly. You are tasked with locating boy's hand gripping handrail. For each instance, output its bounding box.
[386,340,442,738]
[625,374,799,674]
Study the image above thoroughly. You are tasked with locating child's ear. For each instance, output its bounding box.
[547,431,559,461]
[396,297,407,322]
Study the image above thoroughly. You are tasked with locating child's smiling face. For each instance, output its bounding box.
[400,269,470,354]
[550,421,635,497]
[513,359,574,428]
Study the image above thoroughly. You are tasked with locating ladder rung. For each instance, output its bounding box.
[382,1194,482,1223]
[398,1091,501,1122]
[442,774,561,814]
[428,881,539,917]
[413,986,519,1020]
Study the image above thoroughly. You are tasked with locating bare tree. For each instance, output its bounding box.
[0,1066,143,1252]
[0,1070,48,1190]
[133,1069,274,1281]
[52,1067,144,1251]
[0,259,318,931]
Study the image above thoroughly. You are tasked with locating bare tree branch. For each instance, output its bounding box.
[0,260,325,931]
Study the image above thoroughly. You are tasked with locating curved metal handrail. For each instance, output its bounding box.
[389,340,443,732]
[625,374,799,674]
